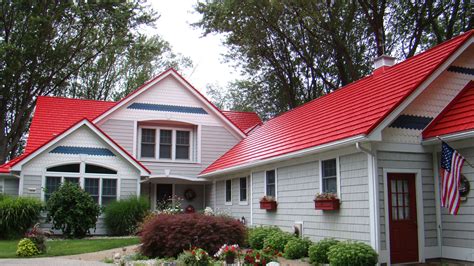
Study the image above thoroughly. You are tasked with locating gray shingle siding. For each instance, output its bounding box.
[3,178,19,196]
[99,119,134,154]
[22,175,42,198]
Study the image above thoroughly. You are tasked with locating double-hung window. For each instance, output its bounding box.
[140,127,192,161]
[265,170,276,198]
[321,158,338,194]
[225,179,232,204]
[239,177,247,203]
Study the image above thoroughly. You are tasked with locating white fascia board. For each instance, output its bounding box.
[11,120,150,176]
[199,134,368,178]
[93,70,246,139]
[368,37,473,140]
[423,130,474,145]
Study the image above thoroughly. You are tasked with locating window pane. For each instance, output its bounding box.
[102,179,117,206]
[45,176,61,201]
[240,177,247,202]
[141,129,156,143]
[266,170,276,197]
[64,177,79,185]
[84,178,99,204]
[322,159,337,178]
[226,180,232,202]
[159,144,172,159]
[47,164,80,173]
[323,177,337,193]
[141,144,155,158]
[85,164,117,174]
[160,130,172,144]
[176,146,189,159]
[176,131,190,145]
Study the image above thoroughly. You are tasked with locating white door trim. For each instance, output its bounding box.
[383,168,425,265]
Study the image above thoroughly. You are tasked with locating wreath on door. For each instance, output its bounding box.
[184,189,197,201]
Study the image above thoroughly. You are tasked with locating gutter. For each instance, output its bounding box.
[422,130,474,145]
[199,134,368,178]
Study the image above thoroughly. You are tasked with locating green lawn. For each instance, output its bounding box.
[0,237,140,258]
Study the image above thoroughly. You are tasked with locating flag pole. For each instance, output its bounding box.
[436,136,474,168]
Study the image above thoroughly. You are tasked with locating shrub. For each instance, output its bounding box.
[46,182,100,238]
[104,196,150,236]
[327,241,378,266]
[16,238,40,257]
[309,238,339,264]
[284,237,312,259]
[243,248,278,266]
[177,247,211,266]
[25,223,47,253]
[263,230,295,252]
[140,213,246,258]
[248,226,282,250]
[0,195,43,239]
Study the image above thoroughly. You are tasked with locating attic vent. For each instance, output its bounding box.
[373,55,396,75]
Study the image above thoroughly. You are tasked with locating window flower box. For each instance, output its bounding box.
[314,193,340,211]
[259,196,277,211]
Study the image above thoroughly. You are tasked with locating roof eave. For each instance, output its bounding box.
[199,134,368,178]
[422,130,474,145]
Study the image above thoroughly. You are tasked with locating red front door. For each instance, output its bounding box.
[388,173,419,264]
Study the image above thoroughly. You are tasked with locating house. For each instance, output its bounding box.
[0,30,473,264]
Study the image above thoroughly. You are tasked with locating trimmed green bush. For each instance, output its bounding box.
[46,182,100,238]
[248,226,282,250]
[0,195,43,239]
[16,238,40,257]
[263,230,295,252]
[327,241,378,266]
[104,196,149,236]
[309,238,339,264]
[284,237,312,259]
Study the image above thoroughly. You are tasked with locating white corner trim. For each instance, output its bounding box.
[200,134,367,178]
[132,120,138,158]
[250,172,254,226]
[367,152,380,252]
[382,168,425,264]
[432,151,443,251]
[368,37,473,140]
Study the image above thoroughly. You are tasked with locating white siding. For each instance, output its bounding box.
[215,177,251,221]
[251,152,371,243]
[22,175,42,198]
[377,151,437,250]
[121,179,137,199]
[3,178,19,196]
[99,119,134,154]
[175,184,205,210]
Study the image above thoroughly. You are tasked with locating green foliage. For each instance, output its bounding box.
[263,230,295,252]
[308,238,339,265]
[284,237,312,259]
[25,224,47,253]
[177,248,212,266]
[16,238,40,257]
[327,241,378,266]
[46,182,100,238]
[0,195,43,239]
[248,226,282,250]
[104,196,150,236]
[243,249,278,266]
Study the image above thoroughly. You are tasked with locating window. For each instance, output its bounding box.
[101,179,117,206]
[47,164,80,173]
[225,179,232,203]
[85,178,100,204]
[139,127,192,161]
[45,176,61,201]
[265,170,276,198]
[86,164,117,175]
[176,131,190,160]
[64,177,80,185]
[239,177,247,202]
[141,128,156,158]
[159,130,172,159]
[321,159,337,194]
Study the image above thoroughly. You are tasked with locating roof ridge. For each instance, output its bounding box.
[222,110,259,114]
[38,95,116,103]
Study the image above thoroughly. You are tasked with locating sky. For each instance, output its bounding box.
[144,1,243,94]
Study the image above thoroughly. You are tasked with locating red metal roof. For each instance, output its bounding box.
[222,111,262,133]
[423,81,474,139]
[201,30,473,175]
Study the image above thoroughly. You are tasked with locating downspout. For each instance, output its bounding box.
[356,142,380,254]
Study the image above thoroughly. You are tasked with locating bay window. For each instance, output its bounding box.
[140,127,192,161]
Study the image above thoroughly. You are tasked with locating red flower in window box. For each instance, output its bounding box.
[314,193,340,211]
[259,196,277,211]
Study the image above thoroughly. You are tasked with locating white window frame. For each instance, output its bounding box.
[225,179,232,205]
[264,169,278,200]
[319,156,341,199]
[239,176,248,205]
[138,126,193,162]
[42,162,118,206]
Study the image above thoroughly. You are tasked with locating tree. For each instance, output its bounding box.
[195,0,471,119]
[0,1,190,163]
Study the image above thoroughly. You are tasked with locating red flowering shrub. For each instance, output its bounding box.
[139,213,246,258]
[243,248,278,266]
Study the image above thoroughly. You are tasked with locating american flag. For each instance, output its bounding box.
[440,142,465,215]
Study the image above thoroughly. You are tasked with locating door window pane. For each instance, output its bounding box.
[141,129,156,158]
[175,131,190,159]
[266,170,276,197]
[101,179,117,206]
[391,178,410,221]
[45,176,61,201]
[84,178,100,204]
[159,130,172,159]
